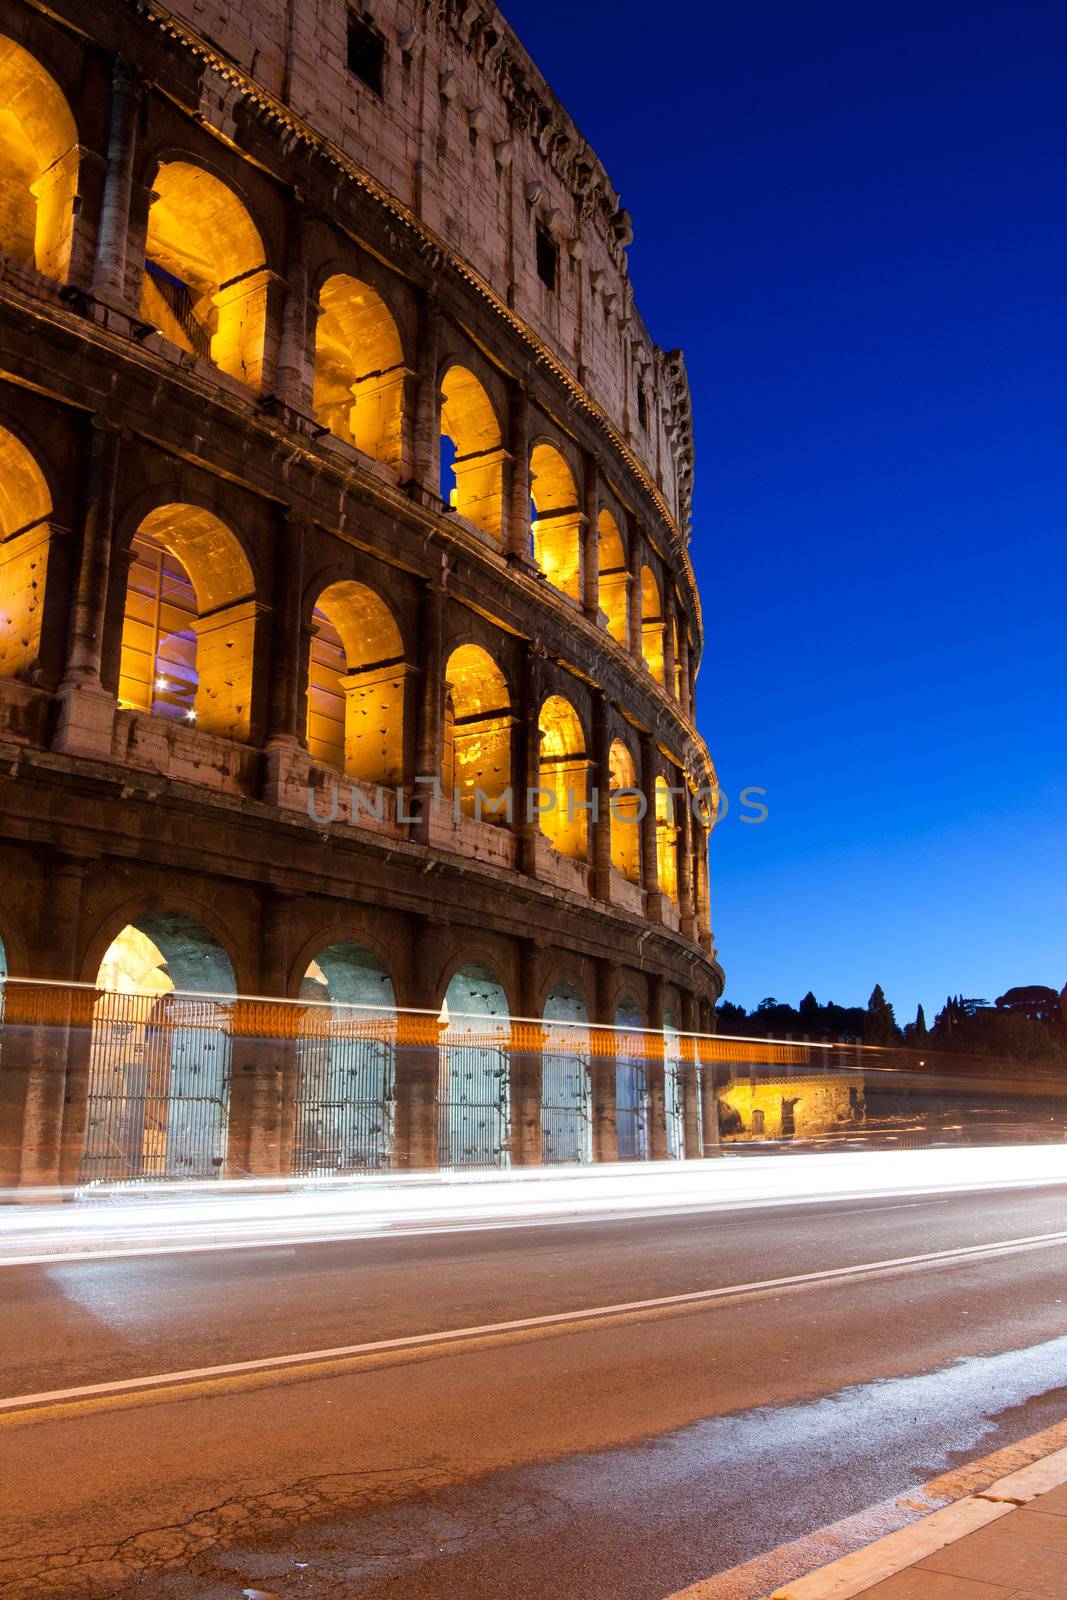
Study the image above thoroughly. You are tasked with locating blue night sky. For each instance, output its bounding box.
[502,0,1067,1023]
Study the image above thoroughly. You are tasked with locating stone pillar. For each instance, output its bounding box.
[678,625,692,720]
[581,451,600,622]
[411,579,444,838]
[663,589,677,699]
[407,291,441,499]
[646,973,668,1161]
[507,381,533,565]
[680,991,703,1159]
[510,938,544,1165]
[627,520,643,665]
[640,731,662,923]
[590,691,612,902]
[515,640,543,876]
[22,855,86,1189]
[393,919,442,1169]
[264,514,307,753]
[53,422,120,758]
[592,959,618,1162]
[274,204,314,414]
[679,779,697,941]
[91,60,142,311]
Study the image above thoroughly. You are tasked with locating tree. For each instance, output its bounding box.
[915,1003,927,1039]
[864,983,900,1047]
[798,991,821,1033]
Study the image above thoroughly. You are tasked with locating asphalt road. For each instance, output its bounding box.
[1,1181,1066,1599]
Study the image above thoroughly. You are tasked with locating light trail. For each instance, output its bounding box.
[0,1145,1065,1267]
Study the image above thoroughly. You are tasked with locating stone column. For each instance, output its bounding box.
[22,855,86,1189]
[53,422,121,758]
[91,59,142,311]
[678,625,692,720]
[590,691,612,901]
[515,640,543,876]
[274,203,314,414]
[511,938,544,1165]
[263,514,308,772]
[407,290,441,500]
[592,959,618,1162]
[581,451,600,621]
[640,731,662,923]
[507,380,534,565]
[411,579,444,840]
[679,779,697,941]
[627,521,644,665]
[680,991,703,1159]
[699,1016,723,1157]
[393,919,443,1169]
[663,588,677,699]
[645,973,668,1161]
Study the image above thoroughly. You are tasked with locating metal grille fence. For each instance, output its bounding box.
[294,1007,395,1175]
[78,991,232,1187]
[664,1028,685,1158]
[438,1021,511,1169]
[616,1031,649,1160]
[541,1028,593,1164]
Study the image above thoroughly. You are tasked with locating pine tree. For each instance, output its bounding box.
[915,1003,927,1039]
[865,983,900,1046]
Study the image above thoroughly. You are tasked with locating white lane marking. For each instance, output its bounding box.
[4,1228,1067,1415]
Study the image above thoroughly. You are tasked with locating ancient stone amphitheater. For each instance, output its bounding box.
[0,0,723,1186]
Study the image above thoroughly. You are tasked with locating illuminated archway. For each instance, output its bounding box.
[541,981,591,1164]
[530,443,581,601]
[141,163,268,389]
[615,996,648,1160]
[295,941,396,1175]
[597,510,628,644]
[640,565,665,684]
[0,424,54,680]
[0,35,79,280]
[439,963,510,1169]
[608,739,641,883]
[537,695,587,859]
[118,504,256,740]
[79,913,236,1186]
[444,644,511,822]
[313,276,405,469]
[655,776,679,905]
[306,581,405,783]
[439,365,504,538]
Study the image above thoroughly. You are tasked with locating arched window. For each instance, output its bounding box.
[118,505,256,740]
[615,996,648,1160]
[655,776,680,905]
[306,582,405,784]
[608,740,641,883]
[439,963,510,1169]
[296,941,396,1175]
[313,276,405,469]
[443,644,511,822]
[0,36,79,280]
[541,981,591,1164]
[538,695,587,859]
[530,443,581,601]
[0,424,53,681]
[640,564,665,684]
[597,510,628,645]
[439,366,504,538]
[79,913,236,1186]
[141,163,268,389]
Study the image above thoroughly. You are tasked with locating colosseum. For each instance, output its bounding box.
[0,0,724,1188]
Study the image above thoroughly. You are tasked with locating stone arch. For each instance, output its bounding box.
[0,34,79,280]
[615,994,648,1160]
[640,564,665,684]
[538,694,588,860]
[79,912,237,1186]
[530,442,581,601]
[306,580,406,783]
[608,738,641,884]
[0,422,55,681]
[118,503,256,740]
[294,940,396,1175]
[439,961,511,1169]
[443,643,511,823]
[439,364,504,538]
[313,274,406,469]
[655,775,680,905]
[541,979,592,1165]
[140,161,269,390]
[597,509,628,645]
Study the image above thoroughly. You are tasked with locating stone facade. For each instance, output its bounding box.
[0,0,722,1183]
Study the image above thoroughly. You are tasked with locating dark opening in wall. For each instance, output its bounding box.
[535,222,558,292]
[347,10,385,95]
[637,382,648,430]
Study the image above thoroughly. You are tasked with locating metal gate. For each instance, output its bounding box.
[78,990,232,1186]
[616,1030,649,1160]
[438,1020,511,1169]
[294,1006,395,1175]
[664,1025,685,1159]
[541,1027,592,1164]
